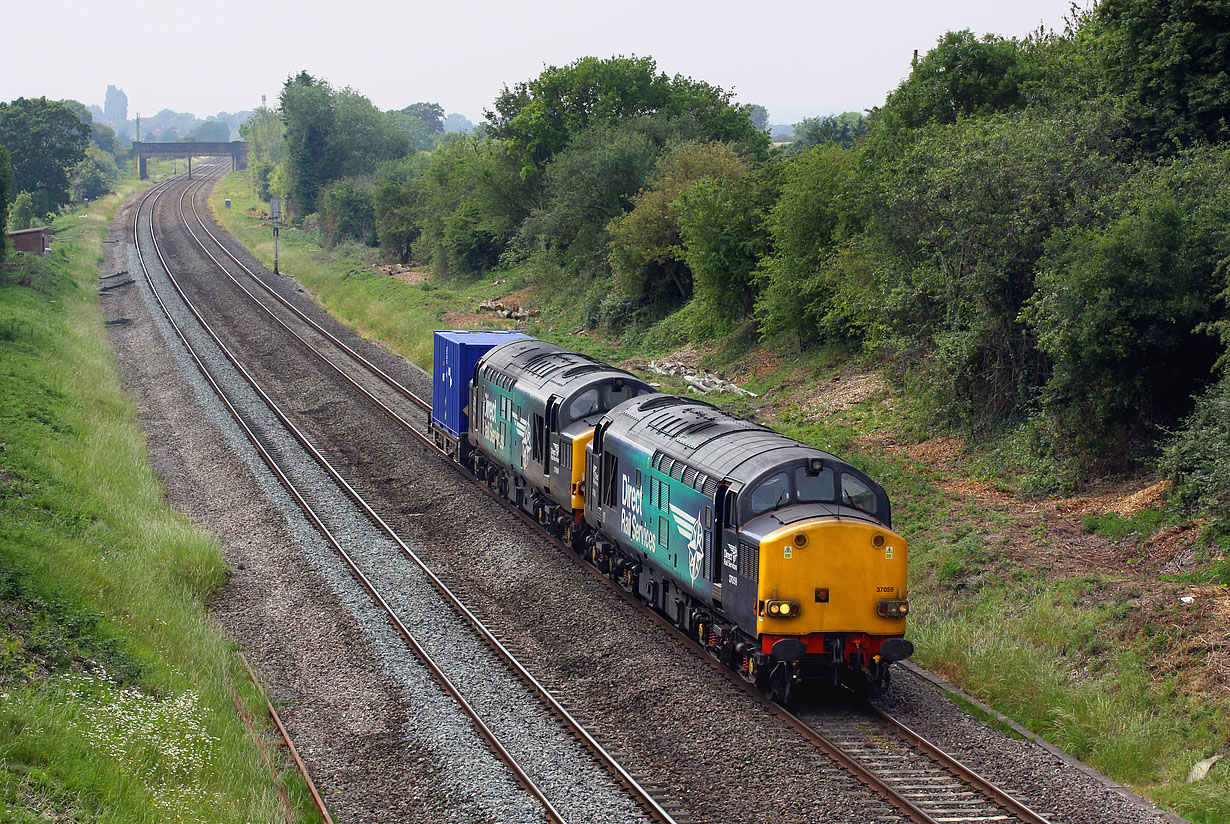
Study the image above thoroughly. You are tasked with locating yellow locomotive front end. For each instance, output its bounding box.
[753,517,912,692]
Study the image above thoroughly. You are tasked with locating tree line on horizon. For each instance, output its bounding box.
[246,0,1228,532]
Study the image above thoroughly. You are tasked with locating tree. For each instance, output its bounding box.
[748,104,769,131]
[443,113,474,133]
[383,109,432,151]
[876,30,1025,134]
[1026,147,1230,462]
[7,190,33,231]
[486,55,766,182]
[517,117,674,270]
[410,135,526,276]
[401,102,445,134]
[849,104,1128,423]
[189,120,231,142]
[61,100,124,161]
[0,146,10,259]
[0,98,90,214]
[755,143,857,343]
[71,147,119,201]
[674,163,770,333]
[1162,369,1230,528]
[327,89,412,180]
[240,105,289,201]
[790,112,869,150]
[319,178,375,247]
[373,154,431,263]
[1099,0,1230,151]
[607,141,749,308]
[280,71,335,215]
[279,74,414,217]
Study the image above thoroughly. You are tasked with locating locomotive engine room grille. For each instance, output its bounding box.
[738,541,759,581]
[703,530,714,580]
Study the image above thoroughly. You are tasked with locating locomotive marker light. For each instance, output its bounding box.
[766,599,801,618]
[876,599,910,617]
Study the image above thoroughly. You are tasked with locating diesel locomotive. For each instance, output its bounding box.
[430,331,913,701]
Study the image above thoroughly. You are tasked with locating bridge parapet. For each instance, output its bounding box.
[133,140,248,179]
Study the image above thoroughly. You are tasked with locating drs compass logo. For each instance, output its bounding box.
[670,504,705,585]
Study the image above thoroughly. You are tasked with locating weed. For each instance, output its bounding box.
[1082,509,1167,542]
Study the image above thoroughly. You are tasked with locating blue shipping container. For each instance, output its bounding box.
[432,330,530,438]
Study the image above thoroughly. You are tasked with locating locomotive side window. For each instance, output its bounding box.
[795,466,835,503]
[568,388,600,421]
[749,471,790,516]
[841,473,878,515]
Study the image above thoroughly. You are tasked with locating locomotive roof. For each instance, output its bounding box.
[603,394,877,489]
[481,338,649,401]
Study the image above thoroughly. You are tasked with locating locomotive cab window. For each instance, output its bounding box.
[602,381,640,408]
[795,466,835,503]
[567,388,600,422]
[749,471,790,516]
[841,473,878,515]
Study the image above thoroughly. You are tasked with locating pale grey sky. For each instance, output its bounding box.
[7,0,1082,125]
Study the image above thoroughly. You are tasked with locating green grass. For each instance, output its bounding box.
[211,170,1230,823]
[0,176,317,822]
[1083,509,1168,543]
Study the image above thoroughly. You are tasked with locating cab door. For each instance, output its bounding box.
[716,484,756,630]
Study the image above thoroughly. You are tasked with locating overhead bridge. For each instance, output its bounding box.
[132,140,248,179]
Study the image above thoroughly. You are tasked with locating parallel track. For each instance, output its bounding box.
[153,166,1057,824]
[134,165,677,824]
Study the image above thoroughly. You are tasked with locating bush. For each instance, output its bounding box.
[70,147,118,202]
[6,190,33,232]
[754,143,854,345]
[319,178,375,248]
[1028,147,1230,465]
[1162,369,1230,530]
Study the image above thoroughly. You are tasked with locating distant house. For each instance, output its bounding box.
[7,226,50,256]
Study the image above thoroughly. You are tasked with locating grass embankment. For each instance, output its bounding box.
[0,175,317,822]
[211,170,1229,822]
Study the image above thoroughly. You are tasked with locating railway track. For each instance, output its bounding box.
[133,165,677,824]
[139,165,1065,823]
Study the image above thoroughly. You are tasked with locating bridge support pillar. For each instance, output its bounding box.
[138,153,148,180]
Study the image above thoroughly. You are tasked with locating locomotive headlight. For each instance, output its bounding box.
[876,599,909,617]
[766,599,800,619]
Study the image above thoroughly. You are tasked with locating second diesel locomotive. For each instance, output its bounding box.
[430,331,913,701]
